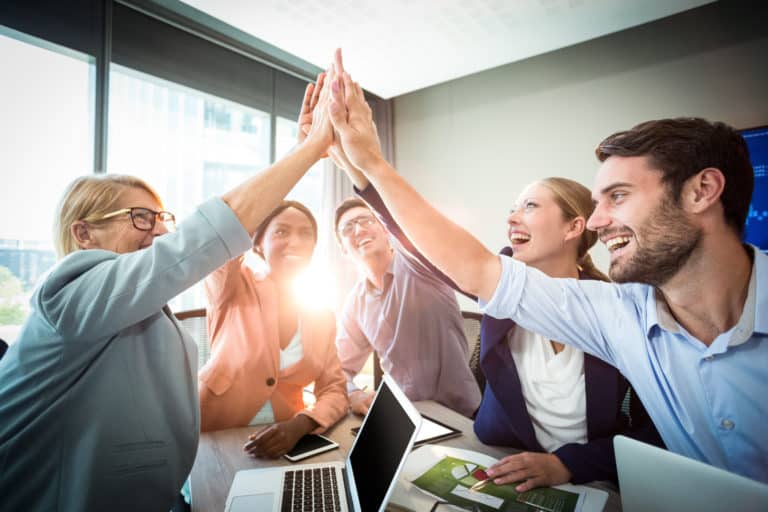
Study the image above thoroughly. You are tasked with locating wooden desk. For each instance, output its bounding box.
[191,401,621,511]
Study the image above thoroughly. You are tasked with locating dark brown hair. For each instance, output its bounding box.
[253,200,317,255]
[596,117,753,235]
[333,197,370,243]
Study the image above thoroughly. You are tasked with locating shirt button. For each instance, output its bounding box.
[266,377,275,386]
[721,419,735,430]
[704,355,715,362]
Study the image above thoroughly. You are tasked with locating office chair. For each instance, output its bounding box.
[173,308,210,369]
[461,311,485,394]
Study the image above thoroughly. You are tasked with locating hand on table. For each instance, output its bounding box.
[485,451,572,492]
[243,415,317,459]
[349,389,375,416]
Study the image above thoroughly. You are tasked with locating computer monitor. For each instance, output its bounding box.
[742,124,768,253]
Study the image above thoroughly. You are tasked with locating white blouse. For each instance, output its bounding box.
[507,326,588,451]
[249,323,304,425]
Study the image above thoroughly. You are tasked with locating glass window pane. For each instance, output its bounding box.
[107,64,271,311]
[276,116,324,220]
[0,29,94,344]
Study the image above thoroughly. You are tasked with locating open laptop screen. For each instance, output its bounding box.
[349,381,418,511]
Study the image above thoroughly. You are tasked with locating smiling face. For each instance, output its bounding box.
[337,206,389,263]
[82,187,169,254]
[256,207,316,280]
[587,155,701,286]
[507,182,582,267]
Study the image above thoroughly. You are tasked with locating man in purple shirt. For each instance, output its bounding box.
[334,198,481,418]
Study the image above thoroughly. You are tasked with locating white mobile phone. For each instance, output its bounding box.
[283,434,339,462]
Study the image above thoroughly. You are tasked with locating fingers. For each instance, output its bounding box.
[309,72,325,111]
[334,48,345,77]
[328,80,349,131]
[301,82,315,114]
[516,476,545,492]
[243,425,276,457]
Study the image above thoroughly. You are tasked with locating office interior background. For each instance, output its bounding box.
[1,0,767,342]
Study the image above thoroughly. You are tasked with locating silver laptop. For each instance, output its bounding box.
[224,374,422,512]
[615,435,768,512]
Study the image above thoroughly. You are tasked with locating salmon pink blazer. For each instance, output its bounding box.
[198,257,348,432]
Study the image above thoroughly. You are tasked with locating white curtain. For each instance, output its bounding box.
[316,96,394,313]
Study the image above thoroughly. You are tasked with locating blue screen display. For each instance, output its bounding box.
[742,125,768,253]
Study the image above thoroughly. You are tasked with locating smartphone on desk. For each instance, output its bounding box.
[283,434,339,462]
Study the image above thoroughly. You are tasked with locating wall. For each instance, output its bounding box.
[392,1,768,310]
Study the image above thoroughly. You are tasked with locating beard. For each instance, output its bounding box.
[608,196,701,287]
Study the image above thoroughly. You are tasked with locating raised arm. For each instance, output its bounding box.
[223,71,334,235]
[327,65,500,301]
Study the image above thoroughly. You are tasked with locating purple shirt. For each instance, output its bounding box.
[336,245,482,418]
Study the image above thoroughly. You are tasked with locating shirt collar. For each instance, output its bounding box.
[363,259,395,296]
[646,245,764,345]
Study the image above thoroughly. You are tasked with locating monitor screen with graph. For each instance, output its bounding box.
[742,125,768,253]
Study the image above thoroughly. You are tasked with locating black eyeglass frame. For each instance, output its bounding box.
[98,207,176,231]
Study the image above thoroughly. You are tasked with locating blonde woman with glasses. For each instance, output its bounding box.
[0,72,334,511]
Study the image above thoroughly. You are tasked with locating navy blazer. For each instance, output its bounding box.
[358,185,664,485]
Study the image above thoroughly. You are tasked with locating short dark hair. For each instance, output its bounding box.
[596,117,754,235]
[333,197,370,243]
[253,200,317,254]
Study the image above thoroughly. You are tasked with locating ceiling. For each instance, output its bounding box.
[181,0,715,99]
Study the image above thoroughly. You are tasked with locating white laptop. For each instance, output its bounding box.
[224,374,422,512]
[615,435,768,512]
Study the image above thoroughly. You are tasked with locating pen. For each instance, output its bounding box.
[468,469,492,492]
[468,478,491,492]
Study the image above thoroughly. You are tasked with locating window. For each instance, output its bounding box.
[108,64,272,310]
[0,29,94,344]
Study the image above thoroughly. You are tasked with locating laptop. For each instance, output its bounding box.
[224,374,422,512]
[614,435,768,512]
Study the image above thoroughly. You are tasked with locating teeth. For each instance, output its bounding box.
[509,233,531,242]
[284,254,302,260]
[605,236,632,249]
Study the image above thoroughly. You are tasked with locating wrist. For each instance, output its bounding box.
[291,414,318,435]
[361,156,390,178]
[302,133,330,159]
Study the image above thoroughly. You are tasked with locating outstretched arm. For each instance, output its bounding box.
[223,71,334,235]
[327,54,501,301]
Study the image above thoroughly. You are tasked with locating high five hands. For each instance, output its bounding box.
[297,49,385,178]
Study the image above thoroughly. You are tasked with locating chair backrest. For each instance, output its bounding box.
[174,308,210,371]
[461,311,485,394]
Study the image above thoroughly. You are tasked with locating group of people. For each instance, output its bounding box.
[0,50,765,511]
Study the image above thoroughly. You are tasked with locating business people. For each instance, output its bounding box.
[199,199,347,458]
[332,196,481,418]
[325,120,663,488]
[0,73,334,511]
[326,55,765,483]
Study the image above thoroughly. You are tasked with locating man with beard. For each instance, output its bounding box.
[325,67,765,484]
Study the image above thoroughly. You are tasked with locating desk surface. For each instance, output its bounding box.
[191,401,621,511]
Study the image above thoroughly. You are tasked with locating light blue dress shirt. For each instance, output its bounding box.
[0,197,251,511]
[480,246,768,484]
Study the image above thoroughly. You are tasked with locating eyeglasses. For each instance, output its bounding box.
[338,215,376,237]
[98,207,176,232]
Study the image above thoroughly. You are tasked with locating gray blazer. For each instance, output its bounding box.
[0,198,251,511]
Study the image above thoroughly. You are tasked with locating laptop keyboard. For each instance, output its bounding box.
[281,467,341,512]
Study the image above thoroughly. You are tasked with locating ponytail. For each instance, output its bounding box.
[577,252,610,282]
